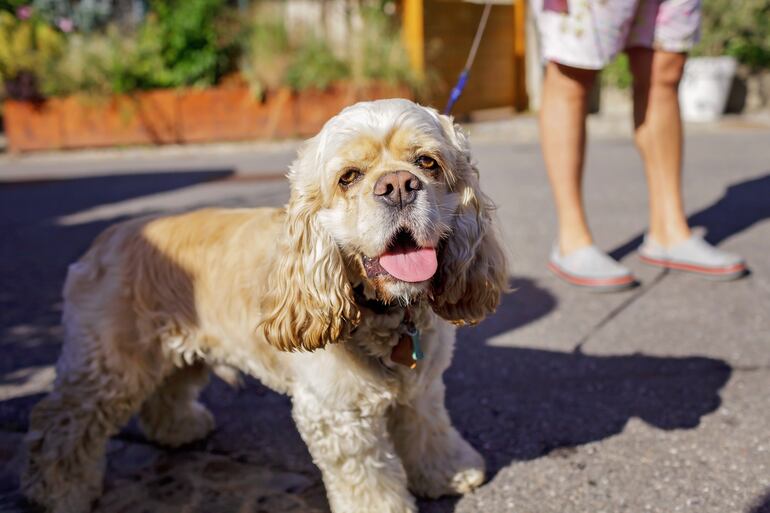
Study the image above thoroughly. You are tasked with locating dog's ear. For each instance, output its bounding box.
[258,142,360,352]
[430,114,509,325]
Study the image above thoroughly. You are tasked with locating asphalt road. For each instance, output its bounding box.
[1,127,769,513]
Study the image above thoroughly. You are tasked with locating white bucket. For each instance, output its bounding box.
[679,56,737,122]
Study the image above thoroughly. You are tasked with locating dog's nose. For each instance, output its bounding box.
[373,171,423,209]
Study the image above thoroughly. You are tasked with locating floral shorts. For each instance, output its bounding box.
[531,0,702,70]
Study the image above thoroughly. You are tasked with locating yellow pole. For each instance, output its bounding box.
[402,0,425,76]
[513,0,528,111]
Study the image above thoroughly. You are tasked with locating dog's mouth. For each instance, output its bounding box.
[362,228,438,283]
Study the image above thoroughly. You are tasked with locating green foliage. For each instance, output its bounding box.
[602,53,633,90]
[3,0,419,99]
[0,10,65,98]
[285,37,350,91]
[350,4,421,90]
[694,0,770,70]
[137,0,238,89]
[31,0,113,33]
[239,19,290,97]
[43,27,165,97]
[0,1,26,13]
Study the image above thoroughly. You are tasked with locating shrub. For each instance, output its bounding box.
[349,4,421,90]
[285,37,350,91]
[0,10,64,99]
[693,0,770,70]
[239,19,290,97]
[602,53,633,90]
[137,0,239,89]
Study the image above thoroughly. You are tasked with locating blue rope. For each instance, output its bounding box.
[442,2,493,115]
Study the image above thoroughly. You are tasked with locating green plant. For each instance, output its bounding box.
[602,53,632,90]
[0,10,64,99]
[44,27,166,97]
[32,0,113,33]
[285,37,349,91]
[240,18,290,97]
[0,1,26,14]
[349,4,421,90]
[694,0,770,70]
[135,0,239,89]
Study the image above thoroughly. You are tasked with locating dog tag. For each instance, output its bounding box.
[406,326,424,362]
[391,334,416,368]
[391,328,424,369]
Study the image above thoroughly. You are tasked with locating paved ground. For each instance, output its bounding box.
[1,122,769,513]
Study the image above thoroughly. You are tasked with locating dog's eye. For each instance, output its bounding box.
[339,168,362,187]
[416,156,439,172]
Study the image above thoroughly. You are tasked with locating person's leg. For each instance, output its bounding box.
[628,47,691,247]
[539,61,598,255]
[629,46,747,279]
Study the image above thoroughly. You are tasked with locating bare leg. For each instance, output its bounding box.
[540,61,600,255]
[629,47,691,246]
[389,380,485,498]
[139,362,215,447]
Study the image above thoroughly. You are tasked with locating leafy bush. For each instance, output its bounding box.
[239,19,290,97]
[694,0,770,70]
[0,10,64,99]
[285,37,350,91]
[45,27,166,97]
[242,1,417,93]
[2,0,419,100]
[350,4,420,90]
[30,0,113,33]
[602,53,632,90]
[137,0,239,89]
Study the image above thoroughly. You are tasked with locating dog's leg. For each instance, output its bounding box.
[292,387,417,513]
[389,380,486,498]
[138,362,215,447]
[22,326,166,513]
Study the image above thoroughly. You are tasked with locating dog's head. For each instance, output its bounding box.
[259,99,508,351]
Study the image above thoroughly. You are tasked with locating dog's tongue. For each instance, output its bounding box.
[379,247,438,283]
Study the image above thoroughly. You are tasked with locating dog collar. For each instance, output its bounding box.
[352,285,401,315]
[351,287,424,369]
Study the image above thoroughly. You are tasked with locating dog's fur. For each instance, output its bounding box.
[21,99,508,513]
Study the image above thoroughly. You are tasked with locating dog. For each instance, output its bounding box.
[21,99,509,513]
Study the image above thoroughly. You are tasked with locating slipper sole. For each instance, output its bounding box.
[548,262,637,292]
[639,254,747,280]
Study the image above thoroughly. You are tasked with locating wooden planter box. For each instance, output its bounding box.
[3,82,412,153]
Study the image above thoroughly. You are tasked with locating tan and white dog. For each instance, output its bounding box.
[21,99,508,513]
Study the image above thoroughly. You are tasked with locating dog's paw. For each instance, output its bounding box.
[406,437,486,498]
[448,465,485,495]
[22,465,101,513]
[141,401,215,448]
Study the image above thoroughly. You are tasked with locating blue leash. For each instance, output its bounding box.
[443,2,493,115]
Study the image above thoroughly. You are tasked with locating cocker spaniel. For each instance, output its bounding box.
[21,99,508,513]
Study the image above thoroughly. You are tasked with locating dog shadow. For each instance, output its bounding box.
[0,171,743,512]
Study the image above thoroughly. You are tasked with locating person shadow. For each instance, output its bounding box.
[417,277,731,513]
[609,172,770,261]
[749,490,770,513]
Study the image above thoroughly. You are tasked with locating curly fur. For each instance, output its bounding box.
[21,99,508,513]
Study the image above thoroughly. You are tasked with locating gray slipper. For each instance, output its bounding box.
[548,245,637,292]
[638,234,747,280]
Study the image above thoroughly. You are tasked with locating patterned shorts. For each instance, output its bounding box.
[531,0,702,70]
